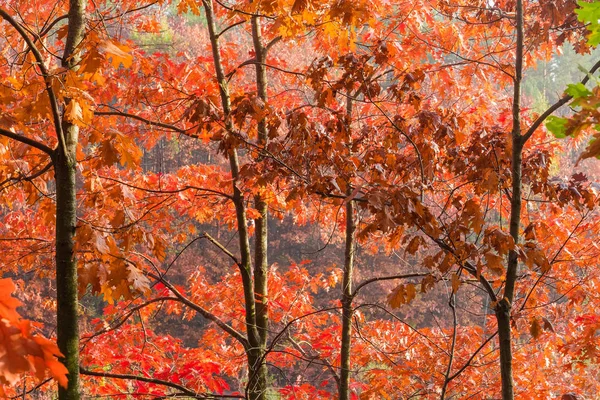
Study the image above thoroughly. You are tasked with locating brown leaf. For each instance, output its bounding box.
[451,273,461,294]
[530,318,542,339]
[542,317,555,333]
[387,285,406,309]
[291,0,309,13]
[405,235,425,255]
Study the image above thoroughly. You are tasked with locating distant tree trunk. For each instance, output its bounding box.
[496,1,524,399]
[56,0,85,398]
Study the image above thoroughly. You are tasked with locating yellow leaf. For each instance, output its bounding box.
[127,265,151,294]
[485,252,504,275]
[64,100,83,124]
[99,40,133,69]
[80,47,104,76]
[542,317,555,333]
[420,274,436,293]
[93,231,110,254]
[405,235,424,255]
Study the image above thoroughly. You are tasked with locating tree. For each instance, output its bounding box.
[0,1,85,397]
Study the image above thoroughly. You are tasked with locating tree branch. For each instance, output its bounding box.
[446,331,498,382]
[0,8,65,158]
[81,296,178,345]
[95,108,189,134]
[0,128,54,156]
[202,232,241,266]
[429,236,498,303]
[352,273,430,299]
[80,368,244,399]
[522,58,600,143]
[98,174,233,199]
[147,272,249,349]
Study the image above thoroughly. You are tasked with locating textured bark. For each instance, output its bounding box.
[339,196,356,400]
[55,1,85,399]
[495,298,513,400]
[339,96,356,400]
[203,1,266,398]
[251,14,270,349]
[54,141,80,400]
[496,0,524,399]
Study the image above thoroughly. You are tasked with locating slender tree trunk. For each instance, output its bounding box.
[202,1,266,398]
[251,14,270,399]
[55,1,85,398]
[251,10,269,351]
[496,1,524,399]
[339,97,356,400]
[339,196,356,400]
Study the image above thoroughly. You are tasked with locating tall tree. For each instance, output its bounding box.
[0,1,86,397]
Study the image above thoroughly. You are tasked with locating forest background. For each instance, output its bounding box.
[1,0,600,399]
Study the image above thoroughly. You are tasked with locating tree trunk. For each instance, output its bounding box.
[340,96,356,400]
[496,0,524,399]
[55,1,85,398]
[251,14,270,399]
[54,138,80,400]
[251,10,269,352]
[339,196,356,400]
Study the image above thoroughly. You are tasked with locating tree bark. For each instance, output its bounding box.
[339,196,356,400]
[54,137,80,400]
[496,0,524,399]
[55,1,85,399]
[339,96,356,400]
[251,12,269,352]
[251,14,270,399]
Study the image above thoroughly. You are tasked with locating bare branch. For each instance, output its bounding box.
[440,294,457,400]
[446,331,498,382]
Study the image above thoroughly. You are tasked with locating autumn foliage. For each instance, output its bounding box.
[1,0,600,399]
[0,279,67,394]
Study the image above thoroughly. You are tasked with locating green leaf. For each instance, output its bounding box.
[589,31,600,47]
[576,1,600,24]
[576,1,600,46]
[546,116,569,139]
[566,83,592,99]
